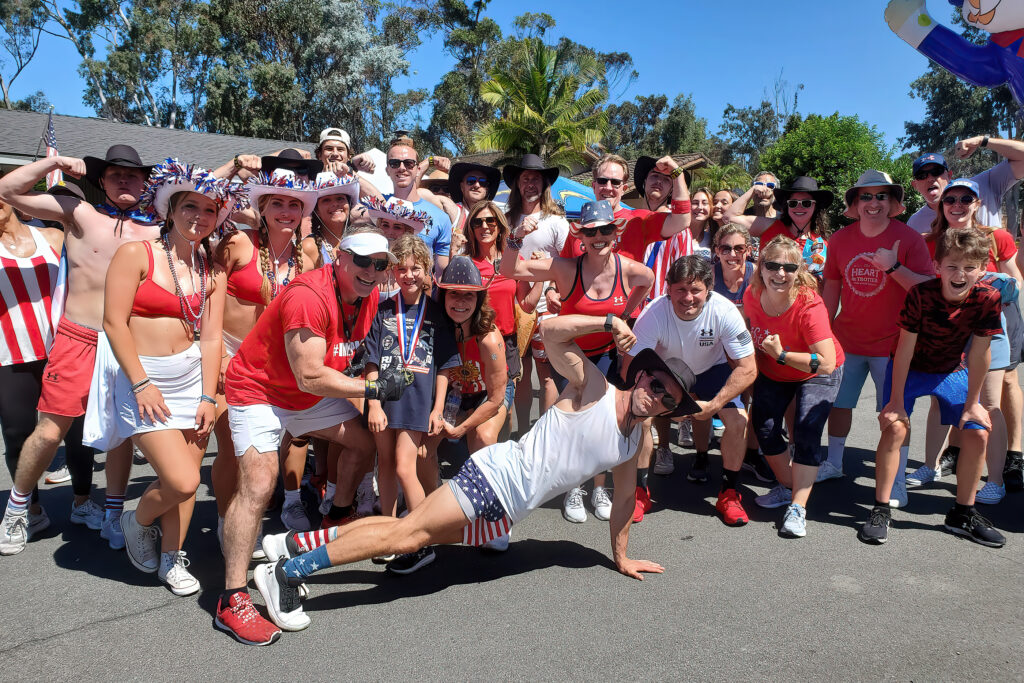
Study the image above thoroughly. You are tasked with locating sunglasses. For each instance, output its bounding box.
[648,376,678,411]
[469,216,499,229]
[464,175,489,187]
[941,194,977,206]
[786,199,815,208]
[913,167,945,181]
[345,250,389,271]
[578,224,617,238]
[595,177,624,187]
[859,192,889,202]
[717,244,747,254]
[754,181,778,189]
[763,261,800,274]
[386,158,417,170]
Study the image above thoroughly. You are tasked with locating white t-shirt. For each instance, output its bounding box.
[514,211,570,258]
[632,292,754,375]
[907,161,1018,233]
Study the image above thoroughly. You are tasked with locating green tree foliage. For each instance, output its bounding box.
[11,88,49,111]
[759,113,919,228]
[690,164,750,194]
[604,94,708,159]
[472,37,607,169]
[0,0,45,109]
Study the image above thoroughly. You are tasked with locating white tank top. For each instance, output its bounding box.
[0,226,60,366]
[472,383,641,522]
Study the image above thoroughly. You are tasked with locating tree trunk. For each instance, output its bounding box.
[43,3,114,120]
[1,75,11,109]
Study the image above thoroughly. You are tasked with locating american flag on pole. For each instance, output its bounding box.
[43,110,63,189]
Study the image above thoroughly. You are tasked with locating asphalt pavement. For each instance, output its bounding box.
[0,378,1021,681]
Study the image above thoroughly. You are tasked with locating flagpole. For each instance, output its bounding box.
[33,106,55,162]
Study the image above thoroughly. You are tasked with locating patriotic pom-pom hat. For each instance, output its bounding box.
[246,168,318,217]
[141,158,248,226]
[361,195,431,231]
[313,171,361,206]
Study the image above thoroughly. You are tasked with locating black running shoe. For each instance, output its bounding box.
[858,505,891,545]
[687,452,709,484]
[1004,452,1023,492]
[943,507,1005,548]
[386,546,436,575]
[938,448,959,477]
[742,451,776,483]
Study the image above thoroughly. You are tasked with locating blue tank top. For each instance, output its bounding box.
[713,260,753,307]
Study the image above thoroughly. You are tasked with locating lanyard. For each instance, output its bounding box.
[395,292,427,367]
[332,268,361,341]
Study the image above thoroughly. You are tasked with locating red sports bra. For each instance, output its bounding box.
[132,241,204,319]
[226,231,265,305]
[559,253,629,355]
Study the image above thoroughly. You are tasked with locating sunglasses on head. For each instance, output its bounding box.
[345,250,389,271]
[942,194,977,206]
[913,167,945,181]
[859,192,889,202]
[469,216,498,229]
[464,175,489,187]
[647,376,678,411]
[579,224,617,238]
[595,177,623,187]
[787,199,815,208]
[386,158,416,170]
[717,244,747,254]
[763,261,799,274]
[754,181,778,189]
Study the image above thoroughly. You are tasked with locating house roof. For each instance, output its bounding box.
[0,110,315,169]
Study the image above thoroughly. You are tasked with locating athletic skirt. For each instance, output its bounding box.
[115,343,203,435]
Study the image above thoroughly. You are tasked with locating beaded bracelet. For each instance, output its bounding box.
[200,394,217,406]
[505,235,524,252]
[132,379,151,394]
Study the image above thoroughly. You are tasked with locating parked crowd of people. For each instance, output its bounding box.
[0,128,1021,646]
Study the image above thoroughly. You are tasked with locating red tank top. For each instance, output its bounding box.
[132,241,204,319]
[560,253,629,355]
[451,334,507,395]
[226,231,264,305]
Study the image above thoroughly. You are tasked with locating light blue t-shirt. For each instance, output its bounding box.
[382,194,453,259]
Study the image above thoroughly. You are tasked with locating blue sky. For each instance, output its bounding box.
[7,1,968,152]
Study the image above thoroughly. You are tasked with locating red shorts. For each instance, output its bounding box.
[37,319,99,417]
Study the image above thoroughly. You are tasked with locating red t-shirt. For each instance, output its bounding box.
[898,279,1002,374]
[924,228,1017,272]
[743,288,844,382]
[226,266,378,410]
[559,210,665,262]
[822,219,933,357]
[474,256,517,337]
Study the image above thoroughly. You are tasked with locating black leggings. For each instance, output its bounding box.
[0,361,95,499]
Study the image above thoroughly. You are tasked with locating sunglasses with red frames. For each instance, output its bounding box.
[578,224,617,238]
[387,158,417,170]
[594,177,624,187]
[469,216,499,229]
[941,194,977,205]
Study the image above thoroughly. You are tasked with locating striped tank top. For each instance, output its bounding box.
[0,226,60,366]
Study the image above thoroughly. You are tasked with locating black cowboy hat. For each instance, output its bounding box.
[624,348,701,418]
[501,153,559,190]
[83,145,154,189]
[260,148,324,178]
[773,176,834,212]
[448,162,500,204]
[633,156,657,198]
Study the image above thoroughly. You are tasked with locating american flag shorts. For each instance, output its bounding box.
[449,458,512,547]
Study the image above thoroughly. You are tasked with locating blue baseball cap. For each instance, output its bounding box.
[912,153,948,174]
[942,177,980,198]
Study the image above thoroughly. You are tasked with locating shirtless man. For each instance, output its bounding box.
[0,145,161,555]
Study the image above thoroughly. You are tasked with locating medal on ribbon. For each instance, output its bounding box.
[396,293,429,373]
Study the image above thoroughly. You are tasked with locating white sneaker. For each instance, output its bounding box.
[815,461,844,483]
[482,531,510,552]
[0,508,28,555]
[755,484,792,509]
[45,465,71,484]
[562,487,587,523]
[261,532,295,563]
[101,512,125,550]
[653,446,675,475]
[592,486,612,521]
[70,499,104,530]
[356,472,376,517]
[889,474,908,509]
[158,550,200,596]
[676,420,694,448]
[280,499,311,532]
[254,560,310,631]
[121,510,159,573]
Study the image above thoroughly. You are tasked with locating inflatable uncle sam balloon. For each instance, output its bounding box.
[886,0,1024,108]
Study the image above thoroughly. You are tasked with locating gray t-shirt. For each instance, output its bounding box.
[907,161,1017,234]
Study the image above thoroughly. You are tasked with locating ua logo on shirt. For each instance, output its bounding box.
[699,327,715,347]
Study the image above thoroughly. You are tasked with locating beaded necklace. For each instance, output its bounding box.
[161,232,207,334]
[266,234,295,299]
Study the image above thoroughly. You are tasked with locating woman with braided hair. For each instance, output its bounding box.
[211,169,318,540]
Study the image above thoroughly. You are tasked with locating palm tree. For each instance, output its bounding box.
[472,38,607,170]
[690,164,751,193]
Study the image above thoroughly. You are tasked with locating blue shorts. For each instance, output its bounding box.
[881,361,986,430]
[692,362,745,411]
[833,353,889,411]
[448,457,513,547]
[461,377,515,413]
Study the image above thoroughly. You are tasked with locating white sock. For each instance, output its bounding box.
[324,482,337,503]
[827,436,846,469]
[283,488,301,505]
[897,446,909,481]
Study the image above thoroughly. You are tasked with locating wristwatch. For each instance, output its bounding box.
[604,313,616,333]
[981,135,990,148]
[885,261,902,275]
[669,167,684,179]
[809,353,820,374]
[776,350,788,366]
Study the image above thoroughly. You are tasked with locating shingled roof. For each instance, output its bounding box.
[0,110,315,168]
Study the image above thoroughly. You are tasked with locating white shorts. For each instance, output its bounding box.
[223,331,243,358]
[227,398,360,458]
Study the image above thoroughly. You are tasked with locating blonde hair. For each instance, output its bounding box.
[256,195,304,305]
[750,235,817,301]
[391,233,433,294]
[592,154,629,181]
[713,222,751,248]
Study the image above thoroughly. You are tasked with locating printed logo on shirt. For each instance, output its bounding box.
[736,330,752,347]
[698,327,715,347]
[844,252,888,298]
[332,340,362,359]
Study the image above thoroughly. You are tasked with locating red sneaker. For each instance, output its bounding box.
[633,486,652,523]
[308,473,327,502]
[320,510,361,530]
[715,489,749,526]
[215,592,282,646]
